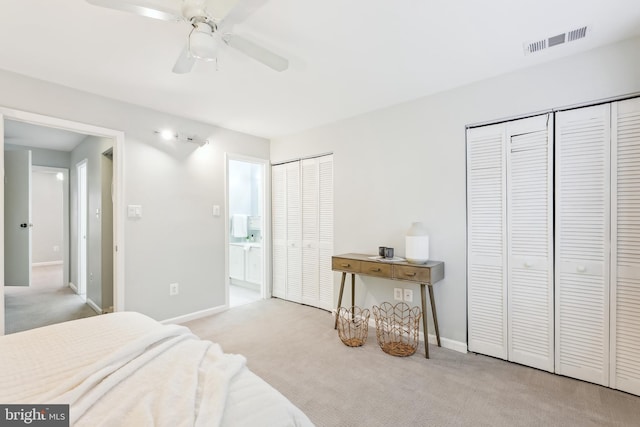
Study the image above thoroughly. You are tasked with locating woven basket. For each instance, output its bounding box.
[336,306,370,347]
[373,302,422,357]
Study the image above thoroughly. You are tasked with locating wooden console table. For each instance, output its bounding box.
[332,253,445,358]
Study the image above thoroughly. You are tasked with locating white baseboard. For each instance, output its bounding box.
[69,282,78,293]
[337,310,468,355]
[161,305,228,325]
[86,298,103,315]
[32,261,63,267]
[427,334,468,354]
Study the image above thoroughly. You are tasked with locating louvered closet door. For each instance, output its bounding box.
[301,158,320,307]
[506,114,554,372]
[556,104,611,386]
[318,155,334,311]
[272,164,287,299]
[611,98,640,395]
[467,124,508,359]
[300,155,334,311]
[286,161,303,303]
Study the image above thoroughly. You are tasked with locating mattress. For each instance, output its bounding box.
[0,312,313,427]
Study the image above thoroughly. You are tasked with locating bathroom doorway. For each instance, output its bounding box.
[226,155,269,308]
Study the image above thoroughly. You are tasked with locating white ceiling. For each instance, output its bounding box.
[0,0,639,139]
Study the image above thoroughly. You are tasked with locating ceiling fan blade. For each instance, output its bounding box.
[224,34,288,72]
[218,0,269,30]
[86,0,183,21]
[172,45,196,74]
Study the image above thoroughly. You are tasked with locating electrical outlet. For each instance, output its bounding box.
[403,289,413,303]
[394,288,403,301]
[169,283,179,296]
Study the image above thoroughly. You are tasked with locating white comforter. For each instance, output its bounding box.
[0,312,313,427]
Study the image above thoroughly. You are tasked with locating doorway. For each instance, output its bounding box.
[0,108,125,335]
[226,154,270,308]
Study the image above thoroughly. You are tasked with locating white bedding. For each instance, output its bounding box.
[0,312,313,427]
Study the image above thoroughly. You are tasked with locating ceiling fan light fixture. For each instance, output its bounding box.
[189,22,218,61]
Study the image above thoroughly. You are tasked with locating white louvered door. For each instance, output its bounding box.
[301,155,334,311]
[286,161,303,303]
[318,155,334,310]
[556,104,611,386]
[301,158,320,307]
[272,156,334,310]
[506,115,554,372]
[611,98,640,395]
[467,123,508,359]
[271,163,287,299]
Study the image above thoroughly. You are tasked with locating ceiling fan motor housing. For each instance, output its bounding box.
[182,0,210,22]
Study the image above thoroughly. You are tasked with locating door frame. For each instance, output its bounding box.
[224,153,271,306]
[31,165,70,288]
[76,159,88,300]
[0,107,125,335]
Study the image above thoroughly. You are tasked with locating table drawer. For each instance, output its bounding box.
[332,257,361,273]
[394,265,431,283]
[360,261,392,278]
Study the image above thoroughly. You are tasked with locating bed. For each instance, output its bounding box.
[0,312,314,426]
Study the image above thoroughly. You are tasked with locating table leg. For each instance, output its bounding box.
[428,285,441,347]
[351,273,355,321]
[420,284,429,359]
[334,272,346,329]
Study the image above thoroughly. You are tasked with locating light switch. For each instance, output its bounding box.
[128,205,142,218]
[212,205,221,217]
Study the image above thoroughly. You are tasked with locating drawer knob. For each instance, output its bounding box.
[405,272,417,277]
[370,268,381,272]
[341,263,350,268]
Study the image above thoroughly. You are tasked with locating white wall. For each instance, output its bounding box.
[271,36,640,345]
[31,171,63,264]
[5,143,71,169]
[0,69,269,321]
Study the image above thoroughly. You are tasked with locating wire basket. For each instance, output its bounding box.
[336,306,371,347]
[373,302,422,357]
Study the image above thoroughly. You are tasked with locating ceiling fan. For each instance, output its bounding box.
[86,0,288,73]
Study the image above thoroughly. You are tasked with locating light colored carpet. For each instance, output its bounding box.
[185,298,640,427]
[4,264,96,334]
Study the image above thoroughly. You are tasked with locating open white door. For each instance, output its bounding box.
[4,149,32,287]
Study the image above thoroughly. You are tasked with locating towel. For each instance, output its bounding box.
[231,214,248,238]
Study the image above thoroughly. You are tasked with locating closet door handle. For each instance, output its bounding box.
[577,265,587,273]
[524,261,533,268]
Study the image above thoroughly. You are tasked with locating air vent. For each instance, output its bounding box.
[523,25,589,55]
[567,26,588,42]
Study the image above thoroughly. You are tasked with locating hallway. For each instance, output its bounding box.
[4,264,96,334]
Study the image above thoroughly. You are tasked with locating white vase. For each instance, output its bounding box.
[405,222,429,264]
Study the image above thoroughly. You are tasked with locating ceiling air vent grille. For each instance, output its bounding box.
[523,25,589,55]
[567,26,588,42]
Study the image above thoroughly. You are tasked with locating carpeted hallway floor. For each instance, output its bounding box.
[185,298,640,427]
[4,264,96,334]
